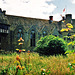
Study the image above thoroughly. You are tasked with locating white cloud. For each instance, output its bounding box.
[71,0,75,4]
[72,14,75,19]
[53,13,62,21]
[0,0,56,20]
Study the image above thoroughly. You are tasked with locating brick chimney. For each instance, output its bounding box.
[49,16,53,24]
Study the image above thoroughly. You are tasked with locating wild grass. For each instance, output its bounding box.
[0,52,75,75]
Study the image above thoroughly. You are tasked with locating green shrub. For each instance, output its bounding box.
[34,35,67,55]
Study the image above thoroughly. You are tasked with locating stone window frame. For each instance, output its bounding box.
[28,25,37,47]
[14,26,24,42]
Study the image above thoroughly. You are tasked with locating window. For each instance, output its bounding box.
[43,31,47,37]
[30,30,35,47]
[17,29,23,39]
[18,33,20,38]
[38,33,41,39]
[19,29,22,33]
[0,24,9,33]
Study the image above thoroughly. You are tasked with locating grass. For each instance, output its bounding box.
[0,52,75,75]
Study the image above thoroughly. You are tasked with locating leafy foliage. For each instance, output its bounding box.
[34,35,67,55]
[65,50,75,54]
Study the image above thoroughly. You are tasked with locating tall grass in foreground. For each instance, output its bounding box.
[0,52,75,75]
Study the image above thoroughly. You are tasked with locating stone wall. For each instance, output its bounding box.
[0,8,61,51]
[6,15,59,51]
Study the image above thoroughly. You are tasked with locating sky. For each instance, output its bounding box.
[0,0,75,21]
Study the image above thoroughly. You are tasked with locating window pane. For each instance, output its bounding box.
[21,34,22,37]
[18,33,20,38]
[19,29,22,33]
[30,33,35,46]
[43,31,47,37]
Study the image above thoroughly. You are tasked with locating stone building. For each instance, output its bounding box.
[0,8,75,51]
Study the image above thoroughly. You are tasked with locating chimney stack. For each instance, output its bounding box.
[49,16,53,21]
[49,16,53,24]
[66,14,72,20]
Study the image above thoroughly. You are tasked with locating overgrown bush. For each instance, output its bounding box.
[34,35,67,55]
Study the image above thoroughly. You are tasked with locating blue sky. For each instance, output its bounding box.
[0,0,75,21]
